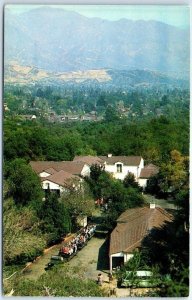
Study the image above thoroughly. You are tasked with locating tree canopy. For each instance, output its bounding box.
[37,193,71,244]
[5,159,43,208]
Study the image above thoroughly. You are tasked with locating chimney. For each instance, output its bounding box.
[150,203,156,209]
[108,154,112,158]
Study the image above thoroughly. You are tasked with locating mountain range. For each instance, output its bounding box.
[4,7,190,80]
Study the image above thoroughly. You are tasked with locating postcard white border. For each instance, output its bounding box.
[0,1,191,300]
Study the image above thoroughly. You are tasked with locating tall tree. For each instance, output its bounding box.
[38,193,71,244]
[6,159,43,208]
[61,180,95,227]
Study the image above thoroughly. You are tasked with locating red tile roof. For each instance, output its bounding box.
[140,164,159,178]
[73,156,103,165]
[109,206,173,255]
[100,156,142,166]
[42,170,78,187]
[57,161,86,175]
[43,167,57,175]
[30,161,86,175]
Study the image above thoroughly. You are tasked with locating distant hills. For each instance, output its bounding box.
[4,7,189,79]
[4,63,189,90]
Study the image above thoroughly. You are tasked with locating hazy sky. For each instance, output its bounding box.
[6,4,190,29]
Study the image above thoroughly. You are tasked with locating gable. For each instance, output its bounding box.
[39,171,52,178]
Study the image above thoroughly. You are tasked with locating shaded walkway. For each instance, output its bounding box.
[97,238,109,271]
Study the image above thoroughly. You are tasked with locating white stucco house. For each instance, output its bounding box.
[109,205,173,272]
[30,156,159,196]
[30,161,89,196]
[73,154,159,188]
[73,154,144,181]
[100,154,144,181]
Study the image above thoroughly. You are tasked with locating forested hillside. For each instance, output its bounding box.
[4,114,189,163]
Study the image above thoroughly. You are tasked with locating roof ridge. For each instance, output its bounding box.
[156,207,173,220]
[44,172,78,187]
[117,207,147,222]
[48,169,73,176]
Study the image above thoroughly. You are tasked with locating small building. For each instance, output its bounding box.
[31,115,37,120]
[77,215,88,227]
[31,157,159,196]
[109,205,173,272]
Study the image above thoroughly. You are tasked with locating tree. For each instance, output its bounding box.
[3,198,45,264]
[93,172,113,200]
[146,150,188,198]
[90,164,105,182]
[96,177,144,230]
[38,193,71,244]
[141,181,189,297]
[6,159,43,208]
[86,166,113,200]
[61,181,95,228]
[104,106,120,122]
[7,265,105,297]
[123,172,142,191]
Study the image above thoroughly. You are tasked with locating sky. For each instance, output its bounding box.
[6,4,190,29]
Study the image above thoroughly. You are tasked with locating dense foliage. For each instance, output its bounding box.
[3,198,46,264]
[118,151,189,296]
[146,150,189,198]
[4,265,105,297]
[61,181,95,229]
[5,159,43,207]
[87,165,144,230]
[37,193,71,245]
[4,114,189,163]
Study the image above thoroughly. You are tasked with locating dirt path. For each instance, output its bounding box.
[21,231,109,281]
[22,234,75,280]
[22,208,105,281]
[68,237,109,280]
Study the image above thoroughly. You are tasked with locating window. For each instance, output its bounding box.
[116,163,122,173]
